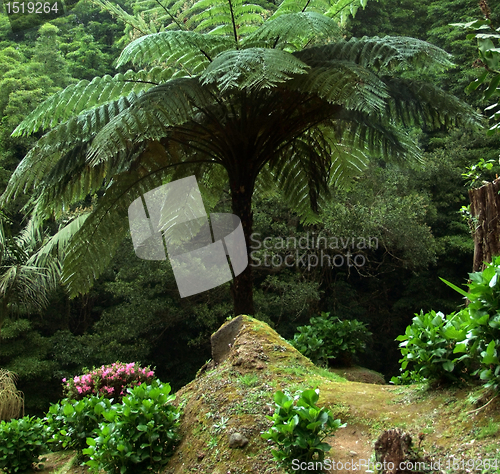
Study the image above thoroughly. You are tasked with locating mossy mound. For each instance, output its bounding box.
[164,315,500,474]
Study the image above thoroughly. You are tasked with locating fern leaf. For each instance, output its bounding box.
[200,48,309,91]
[294,36,453,73]
[284,62,389,114]
[12,72,162,137]
[383,77,483,129]
[185,0,266,38]
[87,78,217,166]
[116,31,233,71]
[1,93,140,205]
[242,12,340,51]
[91,0,159,35]
[60,148,215,297]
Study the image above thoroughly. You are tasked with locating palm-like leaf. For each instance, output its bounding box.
[200,48,309,91]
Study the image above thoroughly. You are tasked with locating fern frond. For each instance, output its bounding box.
[1,93,140,205]
[60,147,217,297]
[284,62,389,114]
[382,77,483,129]
[271,0,375,25]
[116,31,233,71]
[241,12,340,51]
[201,48,309,91]
[87,78,218,166]
[185,0,266,39]
[91,0,160,35]
[333,111,422,163]
[33,214,90,267]
[294,36,453,73]
[12,72,162,137]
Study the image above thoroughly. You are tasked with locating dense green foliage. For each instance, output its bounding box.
[261,388,344,473]
[290,313,371,367]
[393,256,500,391]
[83,380,181,473]
[392,309,471,385]
[452,1,500,134]
[0,415,47,473]
[45,395,112,456]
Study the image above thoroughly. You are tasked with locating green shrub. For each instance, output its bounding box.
[63,362,155,403]
[391,309,472,385]
[261,388,345,474]
[290,312,371,366]
[0,416,48,473]
[441,257,500,391]
[83,379,181,473]
[45,395,112,457]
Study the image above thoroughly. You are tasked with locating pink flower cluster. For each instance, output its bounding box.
[62,362,155,402]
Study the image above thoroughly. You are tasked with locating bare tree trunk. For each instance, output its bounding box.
[469,178,500,272]
[230,174,255,316]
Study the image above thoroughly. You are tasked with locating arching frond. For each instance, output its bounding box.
[284,62,389,114]
[60,145,218,297]
[185,0,267,38]
[241,12,341,51]
[271,0,374,25]
[294,36,454,73]
[200,48,309,91]
[12,72,163,137]
[382,77,483,129]
[91,0,162,35]
[2,93,141,205]
[333,111,422,164]
[87,78,218,166]
[33,214,90,268]
[116,30,233,72]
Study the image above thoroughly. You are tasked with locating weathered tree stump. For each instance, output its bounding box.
[374,429,413,474]
[469,178,500,272]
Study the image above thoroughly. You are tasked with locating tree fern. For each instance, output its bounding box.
[2,0,482,314]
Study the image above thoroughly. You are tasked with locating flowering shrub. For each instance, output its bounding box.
[63,362,155,402]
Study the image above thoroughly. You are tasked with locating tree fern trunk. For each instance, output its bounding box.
[469,178,500,272]
[230,177,255,316]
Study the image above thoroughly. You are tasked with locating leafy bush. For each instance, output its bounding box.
[63,362,155,402]
[442,257,500,391]
[83,379,181,473]
[391,309,471,385]
[45,396,112,456]
[290,312,371,366]
[393,257,500,390]
[261,388,345,473]
[0,416,47,473]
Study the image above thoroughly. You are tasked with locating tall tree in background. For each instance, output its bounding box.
[1,0,480,315]
[453,0,500,272]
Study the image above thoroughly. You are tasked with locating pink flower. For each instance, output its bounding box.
[62,378,66,382]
